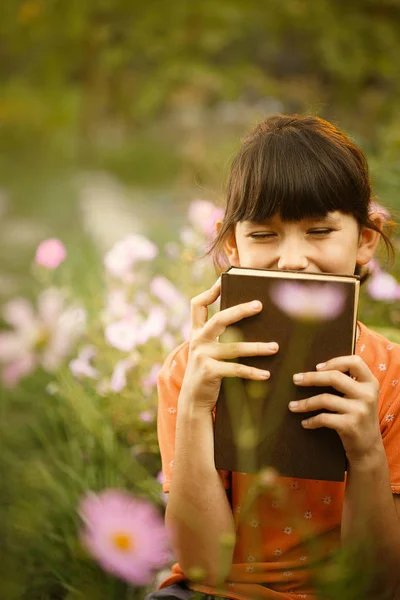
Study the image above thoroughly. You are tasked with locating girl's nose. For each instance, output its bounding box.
[277,247,309,271]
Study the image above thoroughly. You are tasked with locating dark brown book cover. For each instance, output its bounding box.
[214,267,360,481]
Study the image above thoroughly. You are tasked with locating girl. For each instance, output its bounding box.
[150,115,400,599]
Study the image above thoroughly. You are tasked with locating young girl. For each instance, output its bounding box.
[149,115,400,599]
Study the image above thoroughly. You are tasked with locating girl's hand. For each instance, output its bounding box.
[180,278,279,414]
[289,355,382,466]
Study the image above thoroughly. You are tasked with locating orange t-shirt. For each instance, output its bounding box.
[157,321,400,599]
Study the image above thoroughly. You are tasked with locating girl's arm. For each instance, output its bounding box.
[165,280,278,586]
[342,449,400,595]
[290,355,400,595]
[165,403,235,586]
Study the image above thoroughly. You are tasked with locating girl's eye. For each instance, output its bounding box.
[250,232,276,239]
[308,228,333,235]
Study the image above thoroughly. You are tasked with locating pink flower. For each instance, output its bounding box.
[110,355,139,392]
[139,410,154,423]
[105,318,141,352]
[161,333,176,351]
[136,307,167,344]
[367,271,400,302]
[35,239,67,269]
[69,346,99,380]
[270,281,346,321]
[2,354,36,388]
[150,276,186,309]
[141,363,162,395]
[187,200,224,239]
[369,201,391,221]
[79,489,169,585]
[0,289,85,387]
[104,235,157,282]
[180,320,191,341]
[103,289,135,322]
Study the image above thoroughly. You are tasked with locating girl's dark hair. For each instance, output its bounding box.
[209,114,395,278]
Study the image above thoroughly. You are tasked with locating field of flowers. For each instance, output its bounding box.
[0,192,399,600]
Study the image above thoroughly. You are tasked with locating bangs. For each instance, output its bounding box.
[229,128,365,223]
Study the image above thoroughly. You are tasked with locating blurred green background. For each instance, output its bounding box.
[1,0,400,298]
[0,2,400,599]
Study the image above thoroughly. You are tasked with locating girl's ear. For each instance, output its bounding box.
[356,213,383,266]
[215,221,240,266]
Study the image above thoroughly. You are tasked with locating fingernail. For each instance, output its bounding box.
[260,370,270,379]
[302,419,309,427]
[251,300,262,309]
[316,362,326,370]
[289,401,298,409]
[293,373,303,382]
[269,342,279,351]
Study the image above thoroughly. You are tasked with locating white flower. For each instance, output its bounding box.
[141,363,162,395]
[105,317,142,352]
[104,234,157,282]
[161,333,176,351]
[378,363,387,371]
[103,289,135,322]
[283,527,293,535]
[247,554,255,562]
[250,519,260,528]
[150,276,186,309]
[69,345,99,380]
[392,380,398,387]
[304,510,312,519]
[0,289,85,387]
[322,496,332,505]
[273,548,283,556]
[136,306,167,344]
[110,355,139,393]
[385,414,395,422]
[245,565,254,572]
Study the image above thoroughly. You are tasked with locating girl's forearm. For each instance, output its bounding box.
[165,402,236,586]
[341,446,400,594]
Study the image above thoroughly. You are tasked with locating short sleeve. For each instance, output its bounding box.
[357,324,400,494]
[157,342,230,493]
[380,387,400,494]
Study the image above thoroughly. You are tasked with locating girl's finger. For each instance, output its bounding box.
[215,359,270,381]
[315,355,376,384]
[190,278,221,330]
[209,341,279,360]
[293,369,361,397]
[203,300,263,339]
[288,393,353,415]
[300,412,351,433]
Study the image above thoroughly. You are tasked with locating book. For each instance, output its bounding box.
[213,267,360,481]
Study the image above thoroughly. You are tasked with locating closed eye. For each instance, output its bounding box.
[249,232,277,239]
[308,228,334,235]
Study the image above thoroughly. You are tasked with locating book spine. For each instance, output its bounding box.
[220,273,229,312]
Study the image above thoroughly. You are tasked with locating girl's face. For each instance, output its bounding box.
[223,211,380,275]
